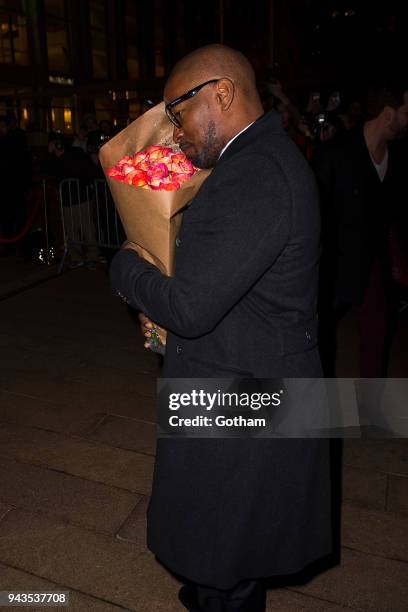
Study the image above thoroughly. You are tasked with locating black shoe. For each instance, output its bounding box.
[178,585,200,611]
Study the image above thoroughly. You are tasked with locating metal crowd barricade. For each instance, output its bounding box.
[58,177,123,273]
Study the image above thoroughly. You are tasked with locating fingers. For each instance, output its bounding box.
[138,312,153,329]
[139,313,153,352]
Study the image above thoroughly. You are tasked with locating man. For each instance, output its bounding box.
[315,89,408,378]
[110,45,332,611]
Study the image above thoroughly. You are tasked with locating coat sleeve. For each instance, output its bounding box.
[110,153,293,338]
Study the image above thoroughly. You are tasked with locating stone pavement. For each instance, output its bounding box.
[0,254,58,300]
[0,266,407,611]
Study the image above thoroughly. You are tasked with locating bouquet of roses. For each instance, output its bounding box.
[107,145,197,191]
[99,102,210,351]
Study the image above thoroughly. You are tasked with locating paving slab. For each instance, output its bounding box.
[266,588,348,611]
[0,388,157,429]
[0,267,109,306]
[0,335,159,380]
[0,290,129,326]
[0,363,156,404]
[0,563,130,611]
[87,415,156,455]
[0,326,139,355]
[1,312,139,352]
[116,496,149,546]
[0,390,104,436]
[0,422,154,495]
[341,501,408,561]
[0,457,141,534]
[0,319,159,380]
[0,509,181,611]
[292,547,408,611]
[103,393,157,423]
[0,333,155,383]
[342,464,387,511]
[387,474,408,515]
[0,257,58,300]
[0,321,142,364]
[1,342,156,382]
[343,439,408,476]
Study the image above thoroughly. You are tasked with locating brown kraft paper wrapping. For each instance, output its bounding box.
[99,102,211,346]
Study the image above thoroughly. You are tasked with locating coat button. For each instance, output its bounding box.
[305,331,311,341]
[175,236,181,247]
[176,345,183,355]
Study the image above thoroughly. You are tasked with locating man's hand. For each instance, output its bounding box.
[139,312,154,349]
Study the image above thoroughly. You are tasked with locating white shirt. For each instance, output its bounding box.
[218,122,255,159]
[370,148,388,183]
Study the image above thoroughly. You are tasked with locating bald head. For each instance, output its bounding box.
[166,44,258,102]
[164,45,263,169]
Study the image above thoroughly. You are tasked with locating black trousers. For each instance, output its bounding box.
[179,579,266,612]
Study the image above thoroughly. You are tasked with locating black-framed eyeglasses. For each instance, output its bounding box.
[165,79,219,128]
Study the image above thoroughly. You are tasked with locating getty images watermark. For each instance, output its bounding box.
[167,387,283,428]
[157,378,408,438]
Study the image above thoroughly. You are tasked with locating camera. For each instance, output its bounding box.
[312,112,328,136]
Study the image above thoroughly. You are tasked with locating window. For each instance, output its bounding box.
[125,0,140,79]
[94,95,112,123]
[43,0,65,18]
[12,13,28,64]
[51,96,75,133]
[90,0,108,79]
[45,0,71,73]
[46,18,69,72]
[154,0,165,78]
[0,1,28,66]
[19,98,35,129]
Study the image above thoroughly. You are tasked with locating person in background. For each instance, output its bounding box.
[83,113,98,134]
[72,124,88,152]
[261,79,316,159]
[99,119,114,140]
[314,88,408,378]
[314,112,346,149]
[44,131,99,268]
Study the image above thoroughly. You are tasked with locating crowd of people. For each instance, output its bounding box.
[0,79,407,378]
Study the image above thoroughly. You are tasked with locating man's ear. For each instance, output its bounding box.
[216,78,235,111]
[383,105,396,125]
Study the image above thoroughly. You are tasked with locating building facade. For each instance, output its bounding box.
[0,0,276,138]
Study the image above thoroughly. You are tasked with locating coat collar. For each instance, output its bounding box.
[216,109,284,165]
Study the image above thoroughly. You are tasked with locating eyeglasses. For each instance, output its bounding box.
[165,79,219,128]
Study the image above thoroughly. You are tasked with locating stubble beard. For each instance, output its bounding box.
[188,120,224,169]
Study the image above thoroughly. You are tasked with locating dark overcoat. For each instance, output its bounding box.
[313,126,406,305]
[110,110,332,589]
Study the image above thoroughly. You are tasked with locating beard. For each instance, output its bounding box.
[183,120,224,169]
